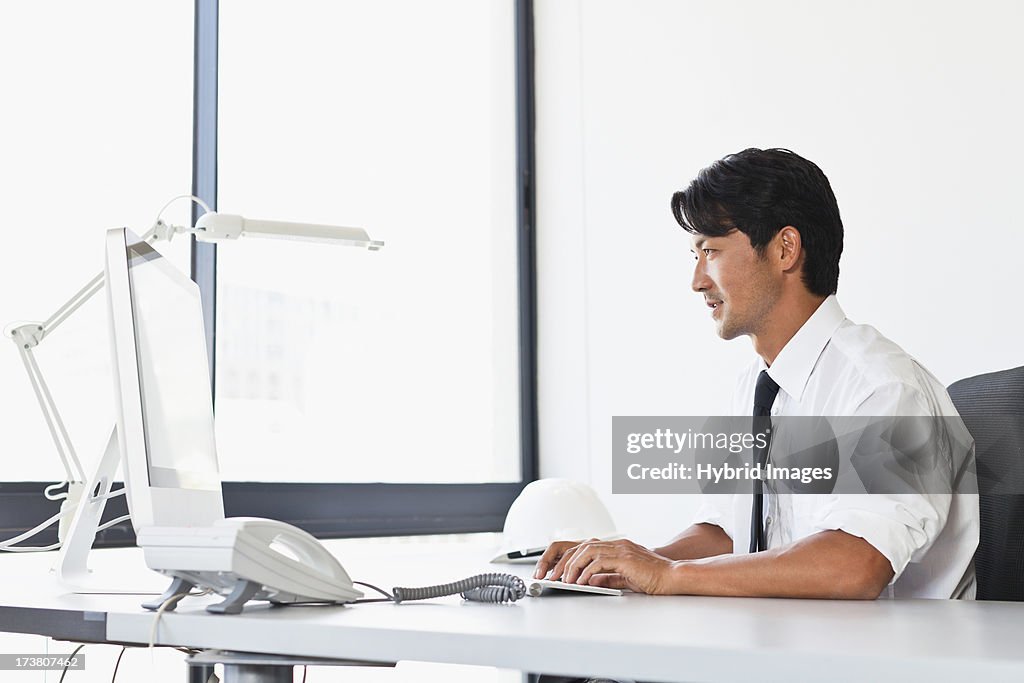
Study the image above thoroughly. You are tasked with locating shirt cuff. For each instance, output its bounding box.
[691,499,734,540]
[810,508,926,584]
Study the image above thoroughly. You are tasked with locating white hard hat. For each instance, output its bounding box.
[490,478,618,563]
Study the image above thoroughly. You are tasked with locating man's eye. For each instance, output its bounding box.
[702,248,715,256]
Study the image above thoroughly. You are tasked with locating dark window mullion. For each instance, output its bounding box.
[515,0,539,484]
[191,0,218,392]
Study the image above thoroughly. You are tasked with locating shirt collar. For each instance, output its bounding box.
[761,295,846,402]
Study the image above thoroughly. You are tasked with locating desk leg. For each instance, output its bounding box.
[185,660,303,683]
[187,649,395,682]
[188,662,217,683]
[220,664,292,683]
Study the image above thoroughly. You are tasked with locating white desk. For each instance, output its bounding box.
[2,537,1024,682]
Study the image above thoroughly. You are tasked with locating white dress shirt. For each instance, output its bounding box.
[691,295,979,599]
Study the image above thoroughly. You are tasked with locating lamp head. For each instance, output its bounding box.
[191,212,383,250]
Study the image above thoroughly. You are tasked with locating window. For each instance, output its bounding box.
[215,0,521,485]
[0,2,193,485]
[0,0,536,543]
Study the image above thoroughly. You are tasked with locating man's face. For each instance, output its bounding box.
[690,230,781,340]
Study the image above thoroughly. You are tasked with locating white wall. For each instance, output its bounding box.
[535,0,1024,544]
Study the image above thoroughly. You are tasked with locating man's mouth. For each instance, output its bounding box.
[706,299,723,318]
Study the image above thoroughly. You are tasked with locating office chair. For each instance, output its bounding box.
[948,365,1024,601]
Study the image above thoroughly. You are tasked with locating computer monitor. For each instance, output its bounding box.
[54,228,224,590]
[104,227,224,529]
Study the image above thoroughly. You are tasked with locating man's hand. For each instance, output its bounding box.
[533,539,590,580]
[535,538,678,594]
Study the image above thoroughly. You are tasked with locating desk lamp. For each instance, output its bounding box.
[3,195,383,553]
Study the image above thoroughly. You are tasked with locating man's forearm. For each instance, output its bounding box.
[653,523,733,561]
[664,529,894,599]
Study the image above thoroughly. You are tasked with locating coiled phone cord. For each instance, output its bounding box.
[354,573,527,604]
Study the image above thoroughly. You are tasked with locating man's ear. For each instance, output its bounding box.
[777,226,802,271]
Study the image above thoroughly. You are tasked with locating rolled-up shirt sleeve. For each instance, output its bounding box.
[809,492,949,583]
[806,381,956,583]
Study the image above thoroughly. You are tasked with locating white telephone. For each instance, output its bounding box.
[137,517,363,614]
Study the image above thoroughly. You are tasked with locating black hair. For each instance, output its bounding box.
[670,148,843,296]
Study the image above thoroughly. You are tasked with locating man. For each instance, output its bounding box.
[534,148,978,601]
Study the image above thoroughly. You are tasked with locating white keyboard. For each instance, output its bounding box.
[527,578,623,597]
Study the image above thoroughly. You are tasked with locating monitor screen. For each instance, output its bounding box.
[105,228,224,530]
[125,239,220,491]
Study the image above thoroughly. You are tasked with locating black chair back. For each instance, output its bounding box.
[948,366,1024,601]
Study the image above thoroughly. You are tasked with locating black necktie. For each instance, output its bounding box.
[749,370,780,553]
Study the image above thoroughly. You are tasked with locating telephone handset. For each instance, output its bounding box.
[139,517,364,614]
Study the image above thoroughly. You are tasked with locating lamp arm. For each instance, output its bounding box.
[10,224,164,345]
[39,272,104,339]
[13,342,85,483]
[2,224,167,487]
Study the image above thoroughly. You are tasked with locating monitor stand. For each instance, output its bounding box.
[52,427,163,595]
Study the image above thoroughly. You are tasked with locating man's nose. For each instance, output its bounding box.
[691,261,711,293]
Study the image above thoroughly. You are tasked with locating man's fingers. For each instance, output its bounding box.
[533,544,563,579]
[577,556,620,586]
[564,542,635,585]
[563,542,605,584]
[534,538,609,580]
[533,540,580,579]
[547,544,583,581]
[533,546,555,579]
[551,538,601,579]
[588,573,628,589]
